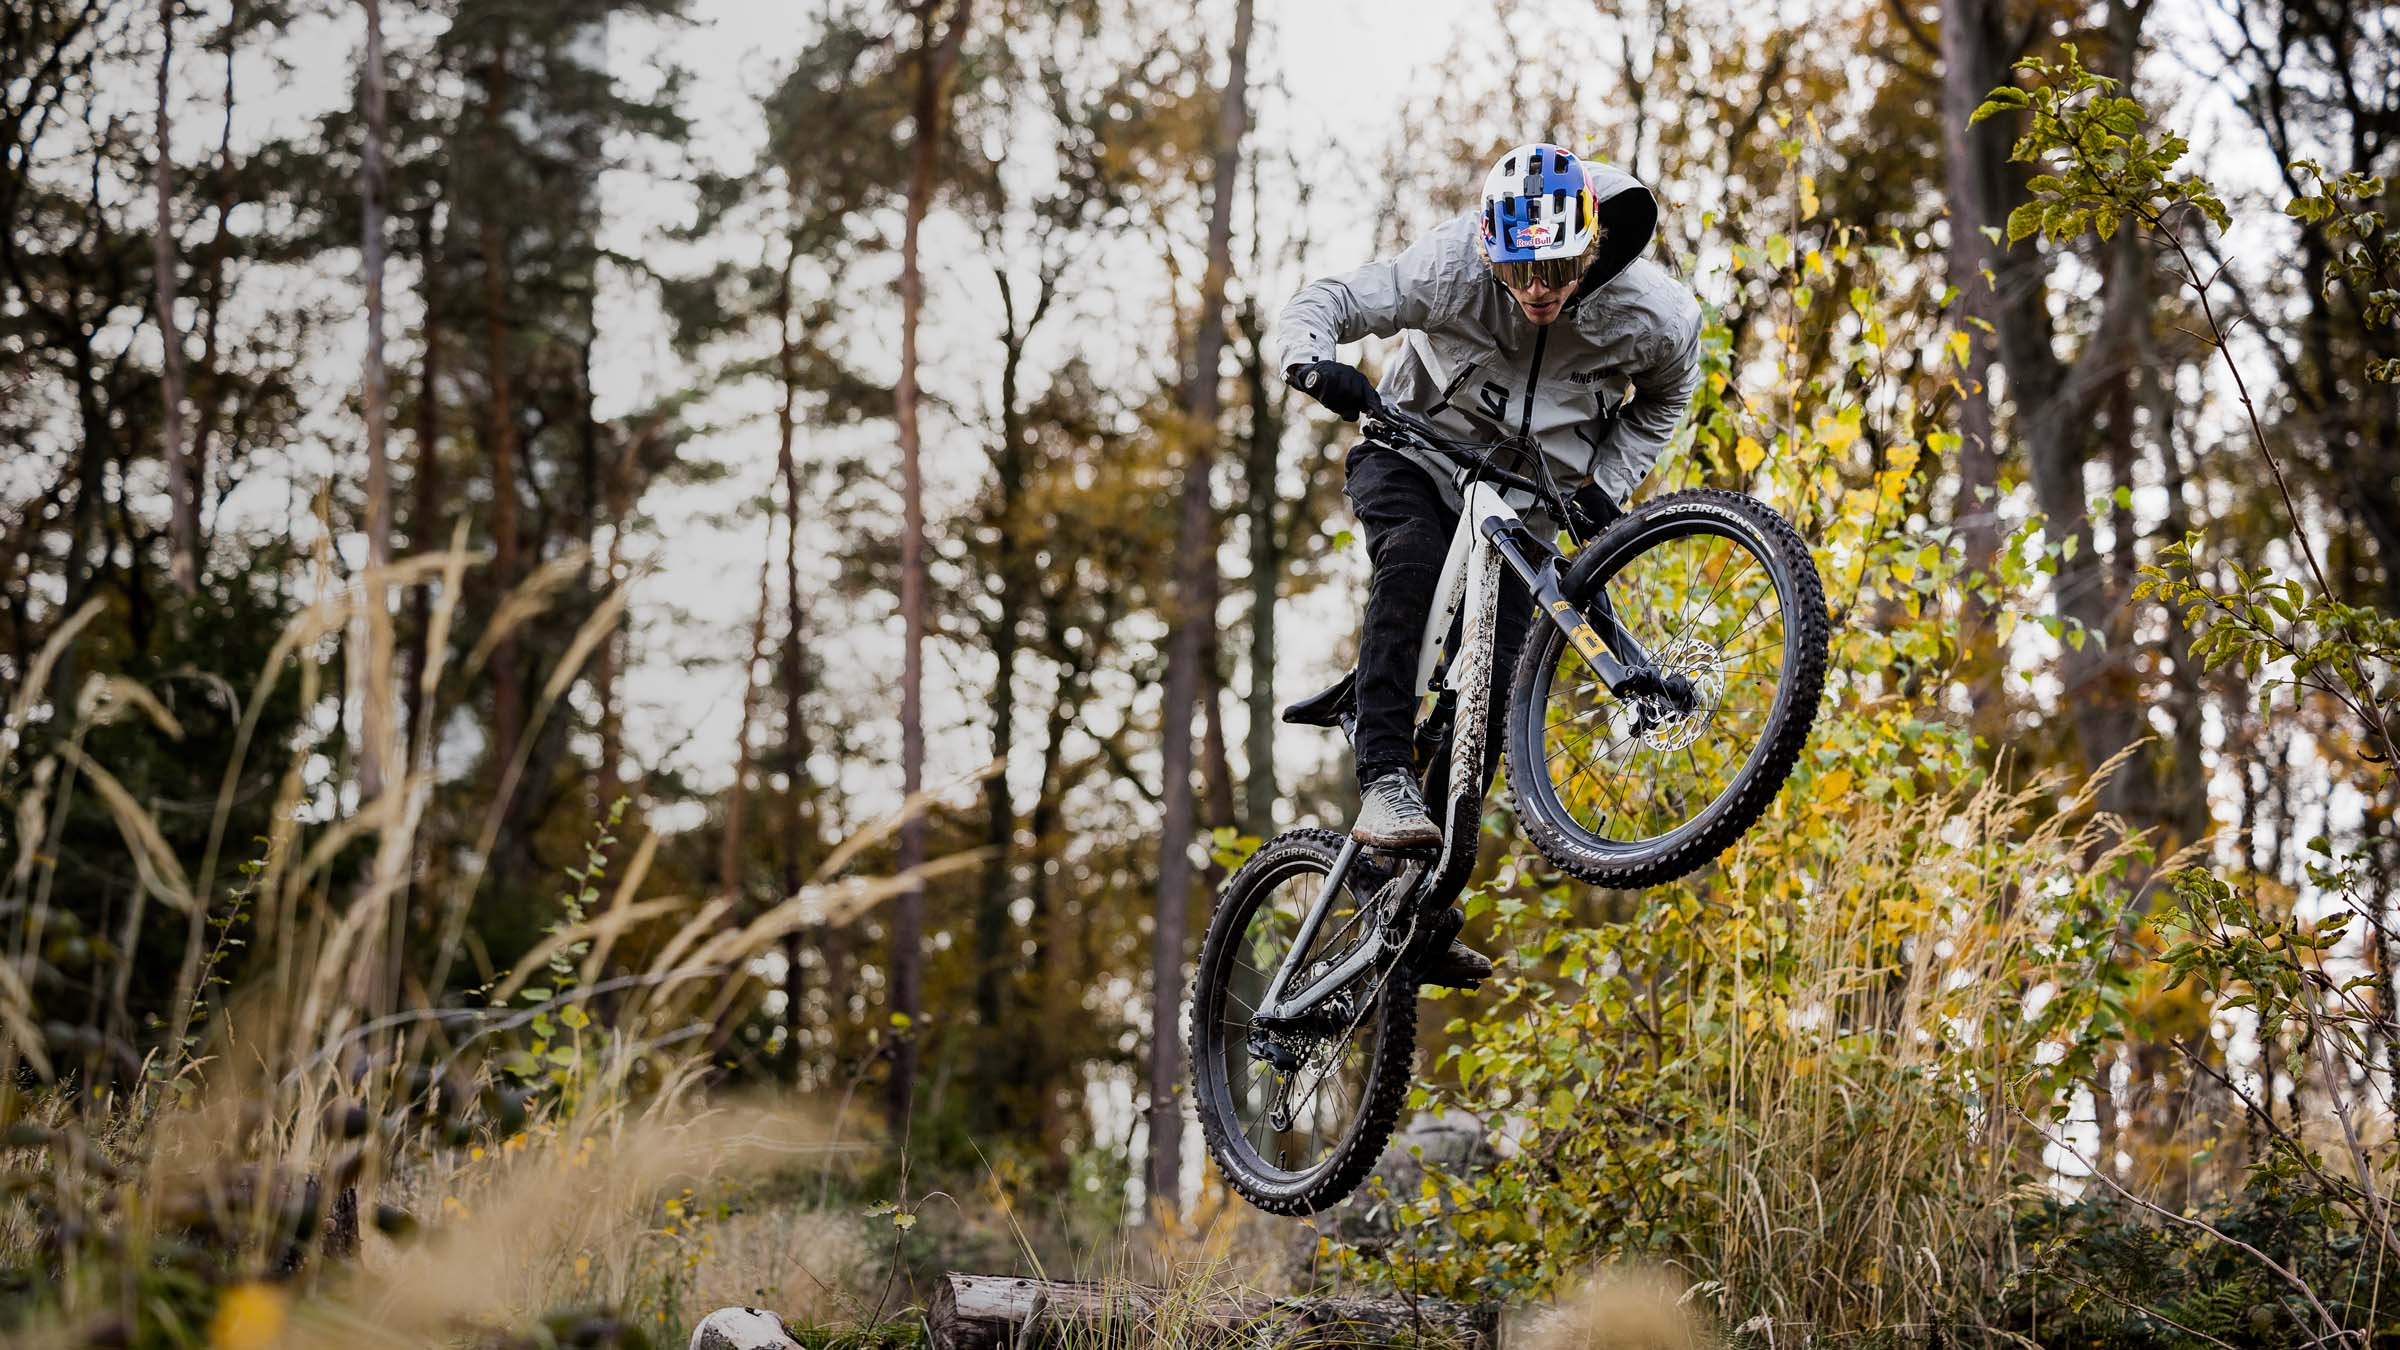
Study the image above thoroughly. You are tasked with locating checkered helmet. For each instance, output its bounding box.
[1477,143,1599,291]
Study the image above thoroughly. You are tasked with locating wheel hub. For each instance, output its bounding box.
[1633,637,1724,751]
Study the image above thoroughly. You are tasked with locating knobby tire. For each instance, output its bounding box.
[1504,488,1829,887]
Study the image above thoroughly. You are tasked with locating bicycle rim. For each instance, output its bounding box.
[1528,509,1800,858]
[1190,832,1415,1211]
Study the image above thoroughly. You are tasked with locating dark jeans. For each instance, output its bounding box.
[1345,445,1534,790]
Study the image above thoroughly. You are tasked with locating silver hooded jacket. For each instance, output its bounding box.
[1275,165,1701,508]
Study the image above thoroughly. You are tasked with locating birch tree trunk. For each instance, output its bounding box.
[1146,0,1253,1215]
[154,0,199,595]
[889,0,973,1135]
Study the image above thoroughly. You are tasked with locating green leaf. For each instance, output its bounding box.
[2006,202,2042,244]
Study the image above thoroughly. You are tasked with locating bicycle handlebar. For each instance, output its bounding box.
[1358,397,1553,503]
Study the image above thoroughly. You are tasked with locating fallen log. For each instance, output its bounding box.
[924,1272,1497,1349]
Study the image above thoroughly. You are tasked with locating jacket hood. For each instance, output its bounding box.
[1568,164,1661,307]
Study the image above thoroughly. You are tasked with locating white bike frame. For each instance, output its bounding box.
[1251,478,1529,1026]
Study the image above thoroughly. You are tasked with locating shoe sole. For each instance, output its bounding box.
[1351,823,1443,850]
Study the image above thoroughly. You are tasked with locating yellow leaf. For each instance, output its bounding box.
[209,1283,288,1350]
[1818,768,1854,800]
[1804,248,1826,276]
[1947,330,1972,367]
[1800,174,1821,220]
[1817,414,1862,454]
[1735,435,1767,473]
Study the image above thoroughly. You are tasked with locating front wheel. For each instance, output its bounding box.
[1188,830,1416,1215]
[1505,489,1828,887]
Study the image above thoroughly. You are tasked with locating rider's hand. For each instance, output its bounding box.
[1566,483,1624,541]
[1286,361,1378,422]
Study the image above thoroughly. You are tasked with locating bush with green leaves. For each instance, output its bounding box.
[1982,43,2397,774]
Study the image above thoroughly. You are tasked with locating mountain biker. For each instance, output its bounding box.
[1277,143,1701,985]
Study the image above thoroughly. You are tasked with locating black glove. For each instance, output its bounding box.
[1287,361,1378,422]
[1566,483,1624,542]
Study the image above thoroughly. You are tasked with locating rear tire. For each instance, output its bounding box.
[1504,489,1827,888]
[1188,830,1416,1215]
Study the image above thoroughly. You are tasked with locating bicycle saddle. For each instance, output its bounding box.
[1281,669,1356,728]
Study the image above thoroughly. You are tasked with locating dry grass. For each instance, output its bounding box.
[1508,1268,1715,1350]
[0,547,980,1347]
[1677,751,2184,1339]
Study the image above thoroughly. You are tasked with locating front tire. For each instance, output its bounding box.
[1504,489,1828,887]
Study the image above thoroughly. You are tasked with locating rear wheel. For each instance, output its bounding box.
[1504,489,1828,887]
[1188,830,1416,1215]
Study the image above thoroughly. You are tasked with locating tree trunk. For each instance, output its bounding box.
[357,0,394,802]
[1958,0,2157,823]
[923,1274,1496,1350]
[2145,329,2209,845]
[724,540,773,904]
[1199,627,1237,842]
[404,202,444,764]
[594,427,634,819]
[476,41,524,783]
[972,308,1030,1041]
[1146,0,1253,1216]
[773,239,817,1083]
[1240,306,1283,834]
[1937,0,2004,586]
[154,0,199,596]
[888,0,973,1136]
[186,8,240,563]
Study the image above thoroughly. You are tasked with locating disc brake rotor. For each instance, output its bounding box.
[1634,636,1725,752]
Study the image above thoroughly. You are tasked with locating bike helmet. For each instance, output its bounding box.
[1477,142,1599,292]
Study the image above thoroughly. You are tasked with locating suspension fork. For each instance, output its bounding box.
[1476,516,1683,701]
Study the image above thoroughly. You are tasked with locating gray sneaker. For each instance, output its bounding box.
[1353,770,1442,850]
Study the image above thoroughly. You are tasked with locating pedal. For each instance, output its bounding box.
[1423,904,1464,952]
[1365,840,1441,865]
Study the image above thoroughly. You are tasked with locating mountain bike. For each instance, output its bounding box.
[1187,401,1829,1215]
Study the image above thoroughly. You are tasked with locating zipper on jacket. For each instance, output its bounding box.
[1518,324,1549,440]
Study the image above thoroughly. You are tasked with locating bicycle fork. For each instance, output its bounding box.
[1478,515,1697,710]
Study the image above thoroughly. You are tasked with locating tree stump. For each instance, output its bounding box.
[924,1273,1496,1349]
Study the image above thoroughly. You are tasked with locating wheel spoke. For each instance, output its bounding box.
[1526,521,1810,851]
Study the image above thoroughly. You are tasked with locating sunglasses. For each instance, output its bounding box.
[1489,251,1588,294]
